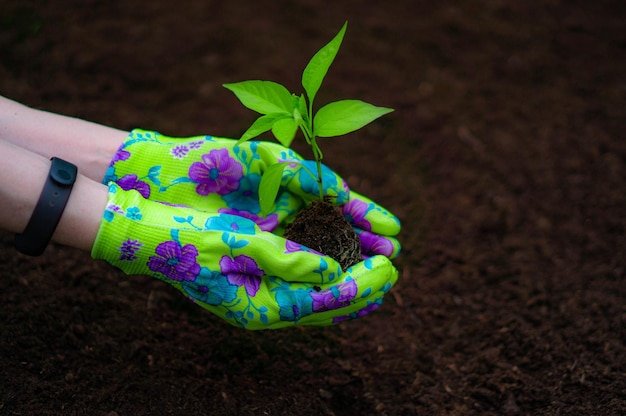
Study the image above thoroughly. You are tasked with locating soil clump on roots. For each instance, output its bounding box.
[284,200,362,271]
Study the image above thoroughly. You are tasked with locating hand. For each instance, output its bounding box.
[92,184,398,329]
[102,129,401,258]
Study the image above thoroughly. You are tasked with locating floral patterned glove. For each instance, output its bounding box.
[103,129,401,258]
[91,183,398,329]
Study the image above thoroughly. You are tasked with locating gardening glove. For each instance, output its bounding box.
[103,129,401,258]
[91,183,398,330]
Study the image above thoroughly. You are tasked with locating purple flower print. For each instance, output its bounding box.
[219,208,279,232]
[342,199,372,231]
[189,140,204,149]
[106,203,124,215]
[332,302,381,323]
[119,239,143,261]
[170,145,189,159]
[311,279,358,312]
[188,149,243,196]
[147,241,201,282]
[284,240,301,254]
[110,147,130,165]
[359,231,395,258]
[342,178,350,194]
[116,174,151,198]
[284,240,324,256]
[155,201,191,208]
[219,255,264,297]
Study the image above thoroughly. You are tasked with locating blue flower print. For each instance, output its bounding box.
[103,202,124,222]
[222,173,262,213]
[297,161,343,200]
[103,209,114,223]
[204,214,257,235]
[102,165,118,185]
[271,279,314,322]
[129,129,158,143]
[219,208,279,232]
[125,206,143,220]
[297,161,325,195]
[182,267,238,306]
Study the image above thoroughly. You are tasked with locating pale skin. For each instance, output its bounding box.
[0,95,129,252]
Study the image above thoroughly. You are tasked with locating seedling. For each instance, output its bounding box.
[224,21,393,215]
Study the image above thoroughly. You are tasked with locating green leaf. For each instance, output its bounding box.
[224,80,293,115]
[271,117,298,147]
[236,113,287,144]
[259,162,291,215]
[296,94,308,122]
[302,21,347,106]
[313,99,394,137]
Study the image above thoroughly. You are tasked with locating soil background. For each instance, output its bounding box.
[1,1,624,415]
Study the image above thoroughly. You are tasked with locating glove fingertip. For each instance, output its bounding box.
[345,255,398,289]
[343,191,401,237]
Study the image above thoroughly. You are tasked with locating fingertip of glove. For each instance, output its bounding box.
[388,236,402,259]
[368,211,402,237]
[346,191,402,237]
[345,255,398,287]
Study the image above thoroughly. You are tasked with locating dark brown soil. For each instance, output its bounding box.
[1,1,625,415]
[284,200,362,271]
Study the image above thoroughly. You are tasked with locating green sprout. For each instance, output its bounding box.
[224,21,393,215]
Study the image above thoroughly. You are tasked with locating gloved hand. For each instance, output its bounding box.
[102,129,401,258]
[91,183,398,329]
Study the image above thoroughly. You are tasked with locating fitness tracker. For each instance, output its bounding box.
[14,157,78,256]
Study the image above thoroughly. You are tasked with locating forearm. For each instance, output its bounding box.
[0,95,128,183]
[0,140,108,252]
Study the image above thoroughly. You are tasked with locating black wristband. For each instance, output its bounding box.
[14,157,78,256]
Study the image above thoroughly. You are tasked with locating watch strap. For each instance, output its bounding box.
[14,157,78,256]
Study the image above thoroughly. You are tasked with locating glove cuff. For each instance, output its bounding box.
[91,183,345,284]
[91,183,163,275]
[102,129,213,188]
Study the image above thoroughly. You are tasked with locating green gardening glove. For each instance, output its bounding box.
[91,183,398,330]
[102,129,401,258]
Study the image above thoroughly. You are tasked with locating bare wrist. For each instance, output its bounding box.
[0,95,128,182]
[52,174,109,252]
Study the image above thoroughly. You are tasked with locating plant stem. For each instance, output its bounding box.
[310,137,325,200]
[301,103,325,201]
